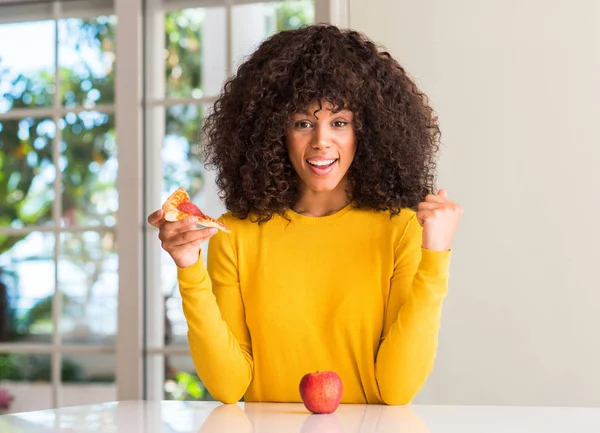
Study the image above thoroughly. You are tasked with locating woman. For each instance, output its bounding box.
[148,25,462,405]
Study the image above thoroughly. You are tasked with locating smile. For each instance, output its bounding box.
[306,159,338,175]
[306,159,337,167]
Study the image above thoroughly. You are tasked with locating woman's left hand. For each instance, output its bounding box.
[417,189,463,251]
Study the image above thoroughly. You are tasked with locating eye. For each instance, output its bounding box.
[294,121,312,129]
[332,120,348,128]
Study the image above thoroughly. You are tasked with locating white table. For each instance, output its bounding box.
[1,400,599,432]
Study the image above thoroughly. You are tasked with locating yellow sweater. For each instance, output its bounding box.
[177,205,451,405]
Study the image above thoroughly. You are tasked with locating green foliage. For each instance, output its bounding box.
[165,10,203,98]
[0,355,18,380]
[274,1,314,30]
[164,370,208,401]
[178,372,204,399]
[0,268,20,341]
[0,275,73,342]
[0,354,85,382]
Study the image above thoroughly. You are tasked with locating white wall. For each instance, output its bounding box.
[349,0,600,407]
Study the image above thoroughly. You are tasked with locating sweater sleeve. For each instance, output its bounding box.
[177,227,253,403]
[375,214,451,405]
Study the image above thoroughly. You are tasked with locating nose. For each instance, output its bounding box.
[311,123,332,149]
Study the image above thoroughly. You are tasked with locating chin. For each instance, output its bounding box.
[307,181,342,193]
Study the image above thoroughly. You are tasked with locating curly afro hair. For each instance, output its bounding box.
[203,24,440,222]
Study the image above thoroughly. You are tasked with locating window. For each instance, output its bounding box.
[0,1,117,413]
[143,0,316,402]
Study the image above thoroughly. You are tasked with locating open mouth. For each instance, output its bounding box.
[306,159,338,175]
[307,159,337,168]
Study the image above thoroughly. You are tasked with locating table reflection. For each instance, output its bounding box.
[196,402,430,433]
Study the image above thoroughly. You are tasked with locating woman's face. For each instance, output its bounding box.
[286,100,357,195]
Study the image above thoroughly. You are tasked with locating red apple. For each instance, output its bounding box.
[299,371,343,414]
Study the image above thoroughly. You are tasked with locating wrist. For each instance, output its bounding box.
[175,252,202,269]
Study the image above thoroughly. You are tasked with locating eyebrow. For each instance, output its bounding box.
[294,108,352,116]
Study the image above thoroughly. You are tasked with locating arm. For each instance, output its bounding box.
[177,229,253,403]
[375,214,451,404]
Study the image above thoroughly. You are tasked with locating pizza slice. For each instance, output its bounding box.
[162,187,231,233]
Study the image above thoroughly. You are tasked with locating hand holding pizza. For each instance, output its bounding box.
[147,188,231,268]
[417,189,463,252]
[147,210,217,268]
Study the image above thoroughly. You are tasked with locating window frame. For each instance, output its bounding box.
[0,0,118,410]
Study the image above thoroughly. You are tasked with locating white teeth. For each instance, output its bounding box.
[307,159,335,167]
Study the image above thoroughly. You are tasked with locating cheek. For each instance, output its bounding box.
[343,138,357,163]
[285,136,305,166]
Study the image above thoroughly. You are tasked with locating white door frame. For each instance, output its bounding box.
[115,0,145,400]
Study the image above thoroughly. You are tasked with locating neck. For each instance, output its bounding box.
[292,184,350,217]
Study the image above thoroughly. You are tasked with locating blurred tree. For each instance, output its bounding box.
[0,17,118,344]
[0,353,87,382]
[273,1,314,30]
[0,17,117,253]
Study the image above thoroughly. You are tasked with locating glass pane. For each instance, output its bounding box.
[0,353,52,413]
[0,20,56,113]
[59,17,116,108]
[162,355,214,401]
[60,111,117,227]
[61,354,116,407]
[163,104,205,200]
[59,231,117,345]
[0,232,55,344]
[0,118,56,229]
[165,7,226,99]
[231,1,315,71]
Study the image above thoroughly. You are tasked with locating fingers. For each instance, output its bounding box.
[417,201,438,211]
[150,211,216,249]
[161,227,218,249]
[158,222,195,242]
[147,209,165,227]
[417,200,442,223]
[416,209,430,226]
[159,216,198,236]
[418,188,451,226]
[421,189,449,207]
[147,211,199,233]
[424,193,446,204]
